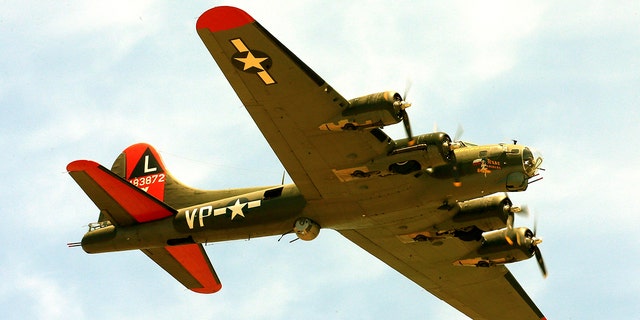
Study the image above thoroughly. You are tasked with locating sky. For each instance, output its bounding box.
[1,1,639,319]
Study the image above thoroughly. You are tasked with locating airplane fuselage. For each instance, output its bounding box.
[81,140,538,254]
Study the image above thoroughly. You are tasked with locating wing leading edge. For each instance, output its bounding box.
[67,158,221,294]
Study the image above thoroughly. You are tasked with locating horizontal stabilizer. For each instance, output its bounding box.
[143,244,222,294]
[69,159,222,293]
[67,160,176,226]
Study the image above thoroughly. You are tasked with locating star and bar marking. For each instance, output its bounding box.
[230,38,275,85]
[184,198,262,229]
[212,198,262,220]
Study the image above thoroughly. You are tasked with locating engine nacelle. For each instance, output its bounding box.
[319,91,407,131]
[435,194,512,237]
[334,132,456,182]
[453,227,535,267]
[293,217,320,241]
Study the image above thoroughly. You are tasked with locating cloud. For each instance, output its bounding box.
[3,1,640,319]
[457,1,544,80]
[1,265,84,320]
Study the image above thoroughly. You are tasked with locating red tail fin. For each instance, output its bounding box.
[116,143,168,201]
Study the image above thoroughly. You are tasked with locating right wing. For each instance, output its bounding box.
[197,6,394,201]
[339,227,546,320]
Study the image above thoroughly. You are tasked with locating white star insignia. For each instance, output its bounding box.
[228,199,247,220]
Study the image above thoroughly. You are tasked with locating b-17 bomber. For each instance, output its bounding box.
[67,6,547,320]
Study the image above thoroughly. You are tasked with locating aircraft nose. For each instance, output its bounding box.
[505,145,543,192]
[522,147,543,177]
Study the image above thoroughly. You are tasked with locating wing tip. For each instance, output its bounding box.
[191,283,223,294]
[67,159,99,172]
[196,6,254,32]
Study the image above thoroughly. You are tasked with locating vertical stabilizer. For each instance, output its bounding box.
[109,143,269,210]
[111,143,169,202]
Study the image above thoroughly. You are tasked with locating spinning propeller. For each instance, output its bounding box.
[530,217,547,278]
[506,204,529,229]
[394,87,414,145]
[508,204,547,278]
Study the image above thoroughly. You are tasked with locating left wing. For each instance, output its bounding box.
[339,227,546,320]
[197,6,393,201]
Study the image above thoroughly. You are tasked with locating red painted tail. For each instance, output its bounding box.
[68,143,222,294]
[112,143,169,202]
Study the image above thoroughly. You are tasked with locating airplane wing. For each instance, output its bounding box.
[67,160,222,293]
[197,6,394,200]
[339,227,546,320]
[196,5,544,313]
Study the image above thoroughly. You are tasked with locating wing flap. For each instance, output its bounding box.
[142,244,222,294]
[67,160,175,226]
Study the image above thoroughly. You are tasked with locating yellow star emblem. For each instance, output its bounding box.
[234,51,267,71]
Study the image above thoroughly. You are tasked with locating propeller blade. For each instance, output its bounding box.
[519,204,531,218]
[507,203,531,229]
[454,124,464,141]
[401,110,415,146]
[530,211,546,278]
[534,245,547,278]
[403,80,412,103]
[506,213,514,230]
[509,204,530,220]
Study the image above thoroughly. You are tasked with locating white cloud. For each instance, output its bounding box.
[459,1,544,80]
[0,266,85,320]
[3,1,640,319]
[47,1,160,35]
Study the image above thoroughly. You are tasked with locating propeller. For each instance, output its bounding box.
[506,203,530,229]
[401,83,414,145]
[400,109,414,145]
[533,241,546,277]
[530,217,547,278]
[394,90,414,146]
[446,124,465,151]
[452,124,463,141]
[520,208,546,278]
[505,203,547,277]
